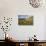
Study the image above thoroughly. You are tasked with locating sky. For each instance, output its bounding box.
[18,15,29,19]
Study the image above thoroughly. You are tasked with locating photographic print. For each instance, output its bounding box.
[18,15,33,25]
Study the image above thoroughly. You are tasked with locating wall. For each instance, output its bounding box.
[0,0,46,40]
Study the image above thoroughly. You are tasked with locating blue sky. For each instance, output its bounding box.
[18,15,29,19]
